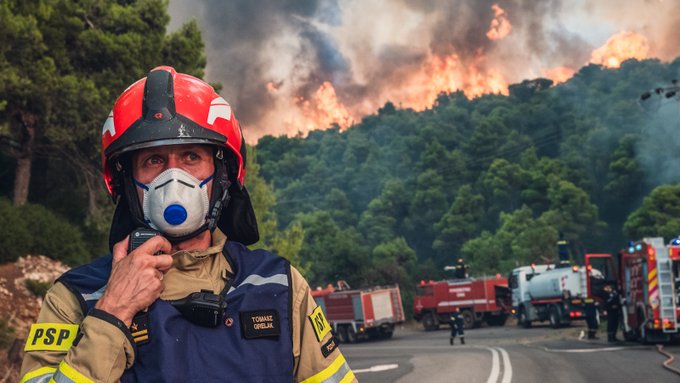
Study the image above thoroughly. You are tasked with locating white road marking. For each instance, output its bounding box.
[485,347,512,383]
[539,345,640,353]
[498,347,513,383]
[486,347,500,383]
[353,364,399,374]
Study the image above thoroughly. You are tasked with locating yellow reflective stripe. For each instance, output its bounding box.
[301,354,353,383]
[20,366,57,383]
[51,361,94,383]
[339,370,355,383]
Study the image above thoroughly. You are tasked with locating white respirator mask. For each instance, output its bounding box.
[134,168,213,237]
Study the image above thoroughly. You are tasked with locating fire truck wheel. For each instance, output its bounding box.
[346,326,357,343]
[337,326,348,343]
[422,312,438,331]
[519,306,532,328]
[549,305,562,329]
[486,315,507,326]
[461,310,475,329]
[380,328,394,339]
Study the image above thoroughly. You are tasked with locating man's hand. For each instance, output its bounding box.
[95,235,173,326]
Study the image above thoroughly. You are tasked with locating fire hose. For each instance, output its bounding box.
[656,344,680,376]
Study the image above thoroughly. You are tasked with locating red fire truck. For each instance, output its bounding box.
[413,276,511,331]
[311,283,405,343]
[586,237,680,343]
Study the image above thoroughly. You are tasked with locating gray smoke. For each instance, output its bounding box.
[168,0,680,141]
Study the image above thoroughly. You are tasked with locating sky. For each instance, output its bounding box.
[168,0,680,142]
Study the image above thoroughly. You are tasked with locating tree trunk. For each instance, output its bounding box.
[12,112,37,206]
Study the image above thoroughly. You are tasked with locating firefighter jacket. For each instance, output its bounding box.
[20,230,355,383]
[604,290,621,311]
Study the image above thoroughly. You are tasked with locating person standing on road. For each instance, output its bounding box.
[603,284,621,342]
[449,307,465,345]
[20,66,356,383]
[583,298,599,340]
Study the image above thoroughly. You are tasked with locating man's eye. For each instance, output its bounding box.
[146,156,163,165]
[186,152,200,161]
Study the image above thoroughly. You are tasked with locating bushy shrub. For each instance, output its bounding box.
[0,198,32,263]
[0,317,14,348]
[19,202,89,265]
[0,198,89,265]
[25,279,52,298]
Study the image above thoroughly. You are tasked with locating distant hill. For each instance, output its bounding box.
[255,58,680,287]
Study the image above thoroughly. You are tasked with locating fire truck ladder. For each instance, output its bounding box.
[655,241,678,333]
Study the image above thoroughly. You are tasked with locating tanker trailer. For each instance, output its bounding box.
[510,264,589,328]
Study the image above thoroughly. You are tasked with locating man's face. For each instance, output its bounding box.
[132,144,215,205]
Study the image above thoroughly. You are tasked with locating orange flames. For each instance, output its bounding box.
[542,66,575,85]
[590,31,650,68]
[487,4,512,41]
[295,81,354,131]
[262,27,654,139]
[403,53,509,110]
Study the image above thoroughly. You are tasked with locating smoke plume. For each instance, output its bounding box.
[168,0,680,142]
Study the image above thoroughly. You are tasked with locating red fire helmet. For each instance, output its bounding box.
[101,66,247,198]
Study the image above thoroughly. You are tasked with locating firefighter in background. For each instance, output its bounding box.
[603,284,621,342]
[454,258,468,279]
[557,233,570,267]
[583,298,599,340]
[448,307,465,345]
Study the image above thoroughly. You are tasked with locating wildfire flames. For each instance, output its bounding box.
[487,4,512,41]
[542,67,576,85]
[401,53,508,111]
[299,82,354,130]
[266,6,655,137]
[590,31,650,68]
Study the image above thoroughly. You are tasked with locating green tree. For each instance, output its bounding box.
[433,184,484,258]
[538,177,606,259]
[295,211,371,288]
[624,184,680,240]
[1,0,208,257]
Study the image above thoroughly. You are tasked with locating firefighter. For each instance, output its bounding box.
[454,258,468,279]
[449,307,465,345]
[583,298,599,340]
[20,67,356,383]
[603,284,621,342]
[557,233,570,267]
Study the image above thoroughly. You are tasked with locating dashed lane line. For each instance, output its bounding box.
[353,364,399,374]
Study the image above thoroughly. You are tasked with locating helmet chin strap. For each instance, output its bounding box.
[122,151,232,245]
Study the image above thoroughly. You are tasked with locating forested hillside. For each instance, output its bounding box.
[255,58,680,289]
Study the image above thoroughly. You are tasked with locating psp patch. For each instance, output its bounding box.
[240,310,280,339]
[25,323,79,352]
[130,312,151,345]
[320,335,339,358]
[308,306,331,342]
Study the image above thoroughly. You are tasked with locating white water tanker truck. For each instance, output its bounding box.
[509,263,593,328]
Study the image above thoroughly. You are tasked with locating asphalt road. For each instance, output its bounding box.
[341,322,680,383]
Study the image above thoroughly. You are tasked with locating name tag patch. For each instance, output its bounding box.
[240,310,280,339]
[309,306,331,342]
[321,335,339,358]
[25,323,79,352]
